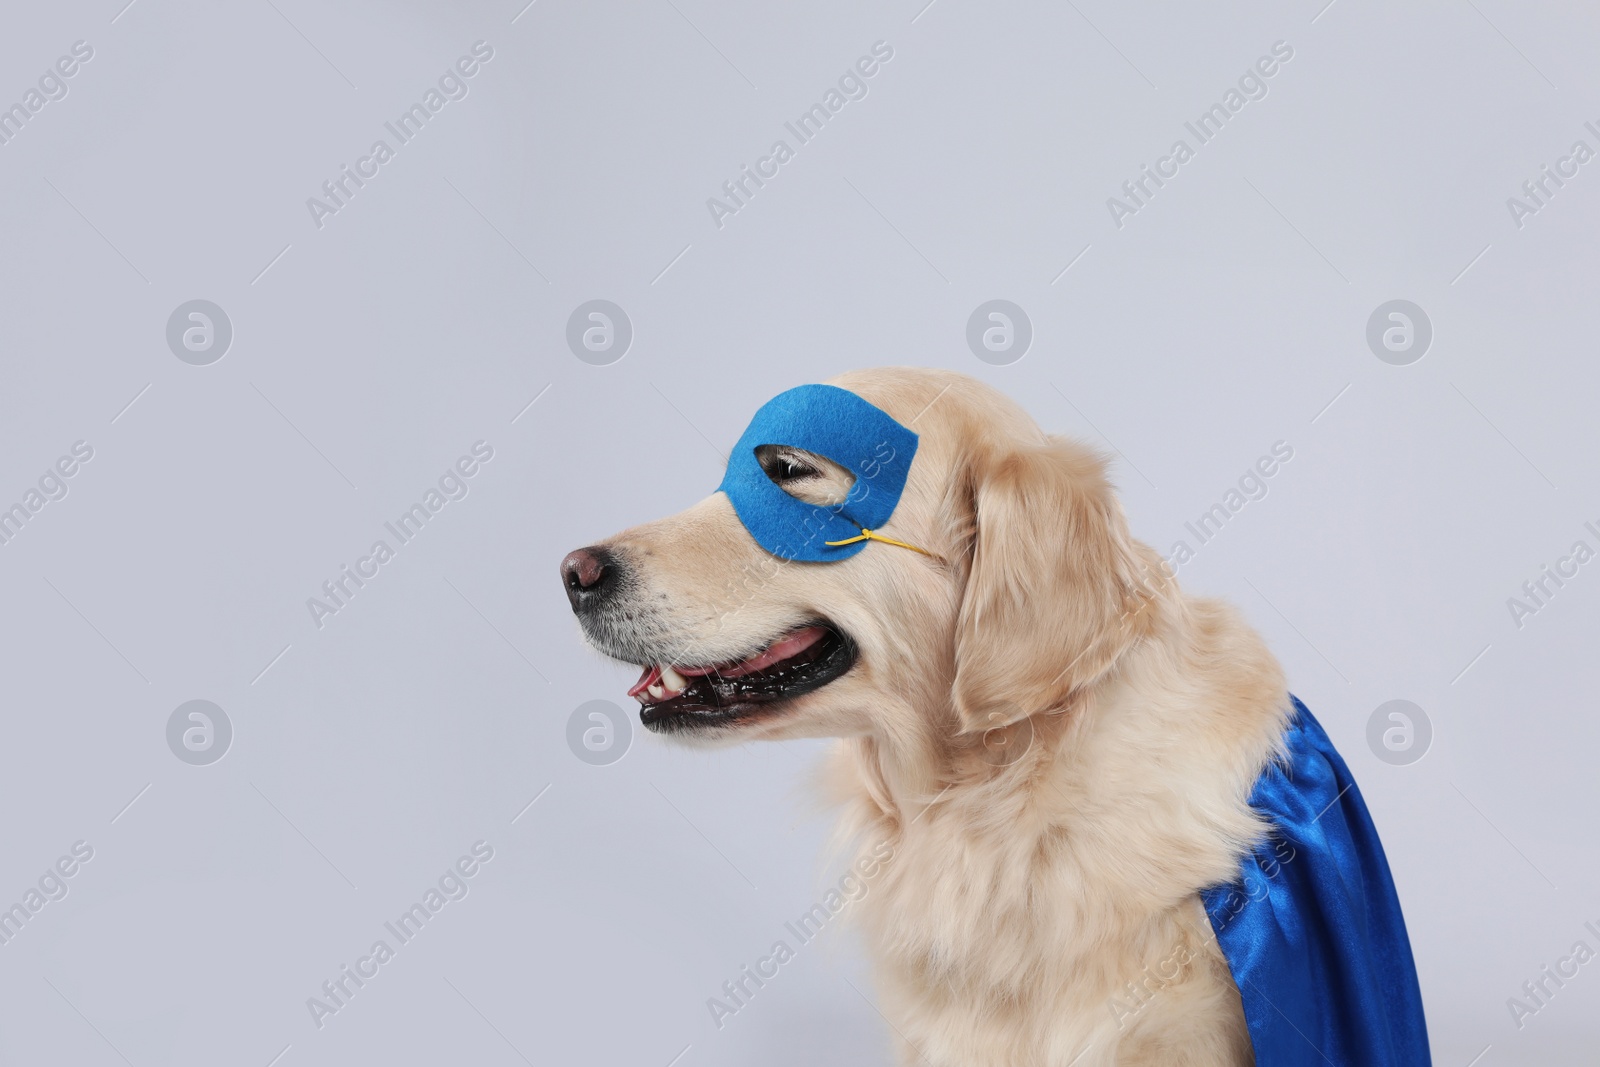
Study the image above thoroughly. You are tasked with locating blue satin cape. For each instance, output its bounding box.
[1201,697,1430,1064]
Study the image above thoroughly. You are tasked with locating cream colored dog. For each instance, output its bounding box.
[561,367,1291,1065]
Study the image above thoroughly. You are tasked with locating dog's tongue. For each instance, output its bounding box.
[634,625,829,688]
[627,664,662,697]
[680,625,828,678]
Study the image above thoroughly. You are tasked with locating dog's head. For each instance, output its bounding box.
[560,367,1164,746]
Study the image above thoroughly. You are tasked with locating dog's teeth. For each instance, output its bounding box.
[648,683,666,699]
[660,665,688,693]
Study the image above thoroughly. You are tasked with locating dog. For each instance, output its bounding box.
[560,367,1427,1066]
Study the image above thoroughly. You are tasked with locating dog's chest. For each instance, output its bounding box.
[863,813,1095,996]
[856,812,1242,1065]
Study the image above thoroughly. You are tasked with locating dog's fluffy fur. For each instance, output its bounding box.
[573,368,1293,1065]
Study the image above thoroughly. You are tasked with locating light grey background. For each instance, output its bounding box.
[1,0,1596,1064]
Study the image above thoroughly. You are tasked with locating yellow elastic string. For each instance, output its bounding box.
[824,527,933,556]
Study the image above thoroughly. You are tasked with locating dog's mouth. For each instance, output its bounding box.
[627,623,857,732]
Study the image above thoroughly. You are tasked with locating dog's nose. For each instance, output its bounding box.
[561,546,619,613]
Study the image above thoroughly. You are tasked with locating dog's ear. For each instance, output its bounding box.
[952,436,1157,733]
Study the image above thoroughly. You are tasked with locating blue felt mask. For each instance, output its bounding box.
[717,384,920,562]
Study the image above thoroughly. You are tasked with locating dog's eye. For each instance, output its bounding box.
[775,457,819,482]
[756,446,822,484]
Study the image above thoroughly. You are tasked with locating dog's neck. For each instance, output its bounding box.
[846,671,1115,833]
[836,594,1290,865]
